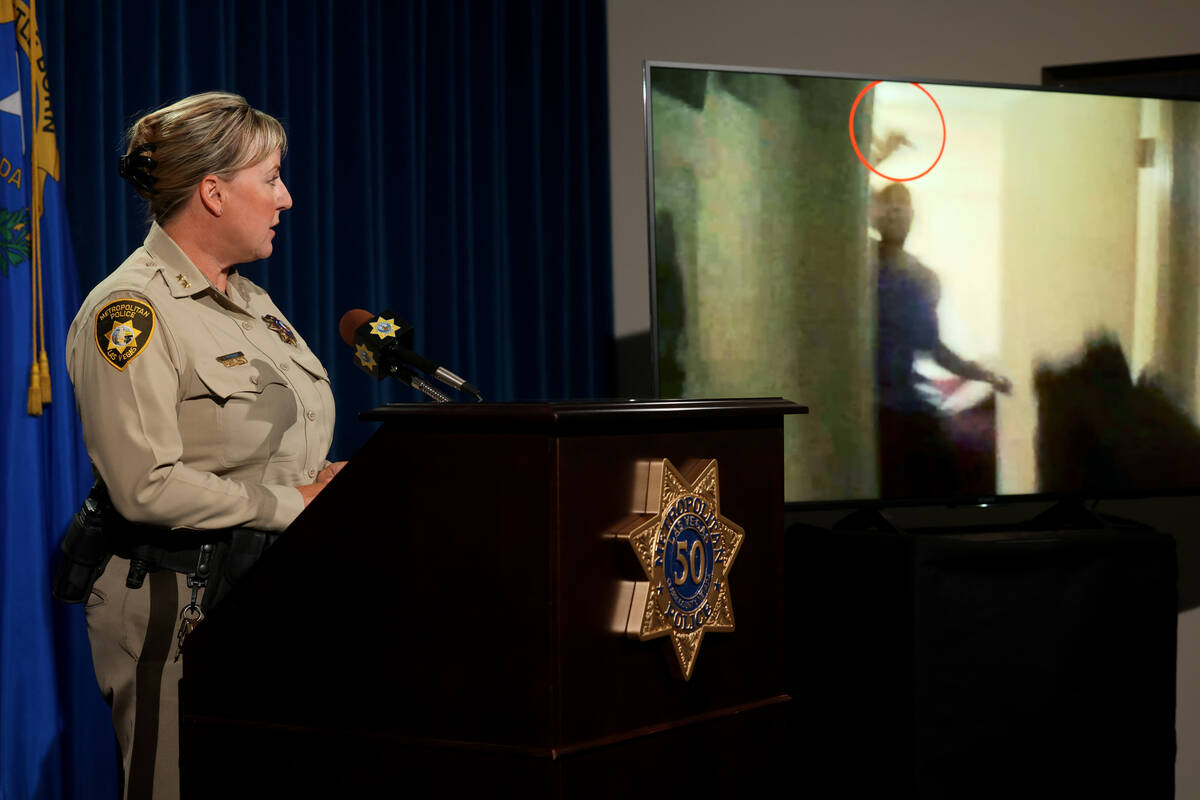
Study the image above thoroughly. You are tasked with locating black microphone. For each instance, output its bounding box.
[338,309,484,402]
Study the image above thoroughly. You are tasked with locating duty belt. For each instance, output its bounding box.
[53,483,278,614]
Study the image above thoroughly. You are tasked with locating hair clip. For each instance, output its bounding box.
[118,143,159,195]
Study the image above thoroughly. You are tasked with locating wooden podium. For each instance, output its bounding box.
[180,398,804,797]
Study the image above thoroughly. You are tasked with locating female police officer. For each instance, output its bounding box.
[65,92,343,799]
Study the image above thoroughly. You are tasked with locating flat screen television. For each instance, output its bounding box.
[645,61,1200,506]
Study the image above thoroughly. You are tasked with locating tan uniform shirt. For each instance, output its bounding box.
[66,222,335,531]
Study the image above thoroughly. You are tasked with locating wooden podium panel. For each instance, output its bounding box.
[180,399,803,796]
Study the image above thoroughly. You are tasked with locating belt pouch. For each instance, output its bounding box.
[201,528,278,613]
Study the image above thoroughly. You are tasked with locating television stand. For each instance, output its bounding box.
[1021,497,1112,530]
[789,506,1177,797]
[829,506,901,533]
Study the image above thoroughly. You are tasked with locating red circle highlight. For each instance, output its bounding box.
[849,81,946,183]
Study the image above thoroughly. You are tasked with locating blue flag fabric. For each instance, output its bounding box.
[0,1,117,798]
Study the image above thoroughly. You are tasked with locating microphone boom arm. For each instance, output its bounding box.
[391,364,453,403]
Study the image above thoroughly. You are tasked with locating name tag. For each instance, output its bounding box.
[216,352,247,367]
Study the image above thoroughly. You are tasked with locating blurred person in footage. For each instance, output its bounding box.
[64,92,345,799]
[869,132,1011,497]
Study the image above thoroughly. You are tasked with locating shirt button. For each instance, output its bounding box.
[280,362,290,371]
[306,410,317,421]
[242,321,253,331]
[308,468,316,478]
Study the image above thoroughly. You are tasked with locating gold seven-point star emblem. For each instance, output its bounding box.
[105,319,142,354]
[355,343,377,371]
[369,316,398,339]
[619,458,743,680]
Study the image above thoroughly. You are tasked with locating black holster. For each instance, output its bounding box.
[51,487,112,604]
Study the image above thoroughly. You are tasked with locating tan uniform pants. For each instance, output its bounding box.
[86,556,203,800]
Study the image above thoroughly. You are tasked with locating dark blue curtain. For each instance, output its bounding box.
[38,2,611,798]
[43,0,613,460]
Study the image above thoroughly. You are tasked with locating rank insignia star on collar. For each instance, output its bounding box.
[175,273,191,289]
[615,458,743,680]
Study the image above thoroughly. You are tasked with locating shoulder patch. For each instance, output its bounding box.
[94,298,156,371]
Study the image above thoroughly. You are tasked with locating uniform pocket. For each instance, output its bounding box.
[289,350,331,383]
[191,358,283,399]
[183,359,297,469]
[85,557,144,662]
[85,583,107,609]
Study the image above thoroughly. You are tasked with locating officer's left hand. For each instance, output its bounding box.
[316,461,348,484]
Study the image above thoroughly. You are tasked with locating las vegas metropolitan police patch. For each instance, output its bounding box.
[94,298,155,371]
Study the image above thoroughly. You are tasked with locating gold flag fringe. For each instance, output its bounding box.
[38,349,50,403]
[27,363,42,416]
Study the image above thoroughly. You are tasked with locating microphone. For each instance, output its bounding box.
[338,308,483,402]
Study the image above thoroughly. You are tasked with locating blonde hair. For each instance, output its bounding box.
[122,91,287,223]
